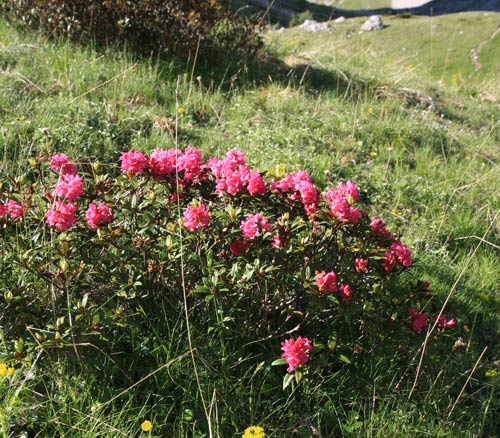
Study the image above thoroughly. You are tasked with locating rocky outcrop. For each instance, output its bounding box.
[300,19,331,32]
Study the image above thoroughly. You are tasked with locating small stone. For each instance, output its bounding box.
[334,16,345,23]
[361,15,384,32]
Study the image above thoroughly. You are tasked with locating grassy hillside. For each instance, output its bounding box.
[0,11,499,437]
[270,12,500,82]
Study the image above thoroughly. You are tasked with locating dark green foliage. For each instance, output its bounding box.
[0,0,262,60]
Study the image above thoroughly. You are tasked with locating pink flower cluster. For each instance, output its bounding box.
[316,270,337,293]
[281,336,313,373]
[46,154,113,231]
[46,154,84,231]
[207,149,267,197]
[52,174,85,201]
[50,154,77,175]
[45,201,78,232]
[148,148,180,176]
[325,181,361,223]
[338,283,353,304]
[85,203,113,229]
[408,307,456,333]
[315,271,353,303]
[355,258,368,273]
[119,150,148,175]
[120,147,205,183]
[382,242,413,272]
[370,217,393,239]
[240,213,271,240]
[271,170,317,216]
[0,199,24,220]
[183,204,210,231]
[272,233,289,249]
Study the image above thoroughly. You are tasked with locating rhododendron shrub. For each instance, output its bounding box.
[0,147,453,375]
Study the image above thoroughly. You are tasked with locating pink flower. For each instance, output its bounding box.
[336,180,359,202]
[281,336,313,373]
[354,258,368,273]
[6,200,24,219]
[390,242,412,267]
[338,283,353,304]
[370,217,393,239]
[120,150,148,175]
[408,307,428,333]
[382,250,398,273]
[434,313,456,328]
[225,168,248,195]
[240,213,271,240]
[272,234,289,249]
[224,149,246,168]
[273,171,317,214]
[382,242,412,272]
[148,148,181,176]
[208,151,253,196]
[229,238,250,256]
[50,154,77,175]
[85,203,113,228]
[178,146,203,183]
[0,203,6,217]
[52,174,85,201]
[297,180,317,206]
[247,171,267,196]
[316,270,337,293]
[325,185,361,223]
[45,201,78,231]
[183,204,210,231]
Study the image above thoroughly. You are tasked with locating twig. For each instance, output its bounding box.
[455,235,500,250]
[65,63,137,105]
[447,346,488,419]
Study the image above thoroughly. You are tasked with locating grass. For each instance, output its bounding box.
[1,11,499,437]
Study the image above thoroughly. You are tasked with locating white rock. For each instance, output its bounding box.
[299,19,331,32]
[361,15,384,31]
[334,16,345,23]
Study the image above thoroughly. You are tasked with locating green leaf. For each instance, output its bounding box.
[295,370,303,384]
[193,285,210,294]
[328,334,337,352]
[339,354,351,364]
[271,358,287,366]
[283,372,294,390]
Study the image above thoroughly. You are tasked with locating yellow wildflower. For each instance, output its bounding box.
[7,367,15,376]
[478,292,490,302]
[485,369,498,378]
[177,107,185,114]
[242,425,265,438]
[141,420,153,432]
[369,151,377,157]
[0,363,7,377]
